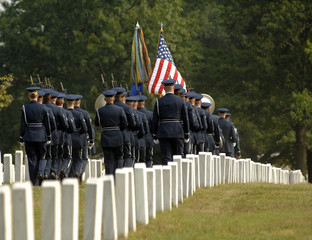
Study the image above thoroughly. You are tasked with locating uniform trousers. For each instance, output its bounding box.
[79,145,89,176]
[60,145,72,177]
[70,147,82,177]
[25,141,47,186]
[50,144,59,175]
[102,146,123,175]
[123,141,133,167]
[145,146,153,167]
[44,144,52,177]
[159,138,184,165]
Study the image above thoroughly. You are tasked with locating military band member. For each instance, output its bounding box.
[226,113,241,159]
[218,108,237,157]
[137,95,154,167]
[20,87,51,185]
[65,94,88,178]
[95,90,128,175]
[74,95,95,180]
[113,87,136,167]
[152,79,190,165]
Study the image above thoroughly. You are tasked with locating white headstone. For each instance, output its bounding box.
[134,164,149,225]
[198,152,207,187]
[213,156,218,186]
[123,168,136,230]
[85,159,91,180]
[24,155,30,181]
[219,153,226,184]
[22,165,25,182]
[0,163,3,186]
[83,178,103,240]
[62,178,79,240]
[3,154,13,184]
[15,151,23,182]
[186,154,195,192]
[162,166,172,211]
[206,153,213,187]
[0,185,12,240]
[173,155,183,203]
[146,168,156,219]
[115,169,129,238]
[182,159,189,198]
[102,175,118,240]
[42,180,61,240]
[91,160,97,178]
[168,162,178,207]
[153,165,164,213]
[96,160,102,178]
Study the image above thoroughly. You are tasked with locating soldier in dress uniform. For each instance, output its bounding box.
[218,108,237,157]
[74,95,95,180]
[226,113,241,159]
[94,90,128,175]
[201,102,217,152]
[112,87,136,167]
[65,94,88,178]
[20,87,51,185]
[42,89,68,179]
[132,96,149,164]
[137,95,154,167]
[56,93,76,179]
[183,91,200,155]
[194,93,208,153]
[152,79,190,165]
[210,108,222,155]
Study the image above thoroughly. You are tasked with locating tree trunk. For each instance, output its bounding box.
[295,124,307,178]
[307,149,312,183]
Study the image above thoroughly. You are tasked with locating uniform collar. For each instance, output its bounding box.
[165,92,174,95]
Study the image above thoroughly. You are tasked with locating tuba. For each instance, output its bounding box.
[94,94,106,110]
[201,93,215,114]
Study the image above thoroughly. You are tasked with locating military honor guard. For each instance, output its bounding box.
[95,90,128,175]
[113,87,137,167]
[137,95,154,167]
[152,79,190,165]
[194,93,208,153]
[74,94,95,179]
[201,102,216,152]
[20,87,51,185]
[217,108,237,157]
[226,113,241,158]
[65,94,88,178]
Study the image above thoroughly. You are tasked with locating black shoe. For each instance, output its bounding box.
[37,174,44,180]
[60,170,66,181]
[49,172,57,179]
[44,174,49,179]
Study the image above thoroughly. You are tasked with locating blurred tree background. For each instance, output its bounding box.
[1,0,312,181]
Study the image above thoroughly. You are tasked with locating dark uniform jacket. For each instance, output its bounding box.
[137,107,154,148]
[63,109,76,146]
[211,114,221,145]
[194,106,208,144]
[114,99,136,143]
[74,106,95,145]
[218,117,237,154]
[94,103,128,148]
[67,108,88,148]
[152,93,190,139]
[136,109,149,147]
[20,101,51,142]
[43,101,68,145]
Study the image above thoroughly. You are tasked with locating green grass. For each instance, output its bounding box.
[32,183,312,240]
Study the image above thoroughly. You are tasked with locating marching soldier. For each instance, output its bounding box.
[201,102,217,152]
[218,108,237,157]
[211,109,222,155]
[133,96,149,164]
[194,93,208,153]
[42,89,68,179]
[74,95,95,180]
[20,87,51,186]
[95,90,128,175]
[137,95,154,167]
[226,113,241,158]
[112,87,136,167]
[65,94,88,178]
[56,93,76,179]
[152,79,190,165]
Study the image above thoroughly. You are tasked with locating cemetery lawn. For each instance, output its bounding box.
[32,183,312,240]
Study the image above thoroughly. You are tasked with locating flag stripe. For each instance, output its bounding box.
[158,61,172,94]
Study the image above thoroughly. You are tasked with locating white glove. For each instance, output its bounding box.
[20,141,25,146]
[47,141,51,145]
[153,139,159,144]
[184,138,190,143]
[88,142,94,149]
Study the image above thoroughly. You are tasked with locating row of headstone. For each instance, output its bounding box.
[0,152,307,239]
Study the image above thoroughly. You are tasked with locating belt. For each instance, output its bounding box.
[28,123,43,127]
[102,126,120,131]
[133,131,138,134]
[160,119,182,123]
[207,134,213,136]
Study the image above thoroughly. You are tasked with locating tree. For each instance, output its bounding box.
[0,74,13,109]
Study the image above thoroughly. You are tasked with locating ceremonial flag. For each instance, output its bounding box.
[147,30,186,95]
[130,23,152,96]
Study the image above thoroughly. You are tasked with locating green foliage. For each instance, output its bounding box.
[0,74,13,109]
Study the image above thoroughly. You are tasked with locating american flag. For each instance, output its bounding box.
[147,31,186,95]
